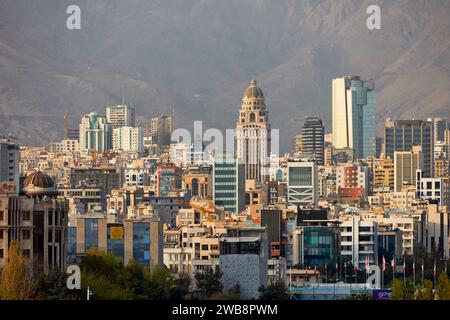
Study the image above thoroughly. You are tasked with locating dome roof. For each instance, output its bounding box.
[22,171,58,196]
[243,79,264,99]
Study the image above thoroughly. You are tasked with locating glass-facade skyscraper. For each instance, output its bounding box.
[301,116,325,165]
[385,119,434,178]
[213,155,245,214]
[332,76,376,159]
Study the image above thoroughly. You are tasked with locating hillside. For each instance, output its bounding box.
[0,0,449,151]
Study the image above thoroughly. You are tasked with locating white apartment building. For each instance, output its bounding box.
[112,126,143,153]
[361,211,418,255]
[106,104,135,129]
[124,167,149,188]
[340,215,378,269]
[417,170,449,206]
[424,204,449,259]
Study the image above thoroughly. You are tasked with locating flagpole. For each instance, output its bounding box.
[413,259,415,287]
[392,256,395,284]
[422,258,424,284]
[403,257,406,287]
[433,259,437,289]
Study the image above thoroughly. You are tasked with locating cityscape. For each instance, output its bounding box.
[0,0,449,309]
[1,76,450,301]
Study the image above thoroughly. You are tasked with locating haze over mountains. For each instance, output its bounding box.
[0,0,449,151]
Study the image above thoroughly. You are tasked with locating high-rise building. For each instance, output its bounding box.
[0,138,20,189]
[394,147,423,192]
[445,129,450,159]
[332,76,376,159]
[212,155,245,214]
[301,117,325,165]
[236,80,271,185]
[106,104,135,129]
[79,112,112,152]
[429,117,448,143]
[286,156,318,207]
[0,171,68,275]
[112,126,144,153]
[385,119,434,178]
[150,115,172,146]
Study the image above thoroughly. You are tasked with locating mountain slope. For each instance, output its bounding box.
[0,0,449,151]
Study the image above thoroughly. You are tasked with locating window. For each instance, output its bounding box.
[202,244,209,250]
[0,249,3,258]
[23,211,31,221]
[0,230,3,240]
[23,230,31,240]
[0,211,3,221]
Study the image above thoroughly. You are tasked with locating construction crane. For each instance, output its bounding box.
[175,199,219,222]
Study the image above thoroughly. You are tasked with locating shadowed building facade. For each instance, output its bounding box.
[0,171,68,275]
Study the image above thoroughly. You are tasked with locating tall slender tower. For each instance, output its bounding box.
[332,76,376,159]
[236,80,271,184]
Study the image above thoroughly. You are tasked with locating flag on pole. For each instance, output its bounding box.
[433,260,436,278]
[413,260,415,276]
[336,262,338,274]
[403,259,406,274]
[382,256,386,272]
[391,257,395,269]
[365,255,370,271]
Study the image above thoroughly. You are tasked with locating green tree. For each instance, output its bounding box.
[436,272,450,300]
[212,282,243,300]
[147,266,179,300]
[194,266,223,298]
[80,249,135,300]
[390,279,415,300]
[259,282,290,300]
[78,250,192,300]
[416,279,434,300]
[171,272,192,300]
[0,241,35,300]
[36,268,82,300]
